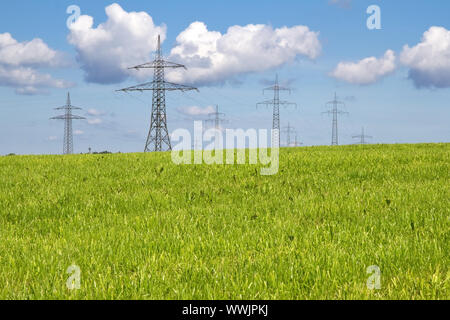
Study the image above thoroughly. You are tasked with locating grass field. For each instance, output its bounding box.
[0,143,448,299]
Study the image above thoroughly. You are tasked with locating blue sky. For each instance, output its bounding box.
[0,0,449,154]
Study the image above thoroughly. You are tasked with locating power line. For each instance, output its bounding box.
[352,127,373,145]
[50,92,86,155]
[257,74,296,148]
[323,92,349,146]
[117,35,198,152]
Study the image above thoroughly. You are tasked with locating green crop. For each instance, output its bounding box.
[0,143,448,299]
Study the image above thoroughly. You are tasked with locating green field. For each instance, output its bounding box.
[0,143,448,299]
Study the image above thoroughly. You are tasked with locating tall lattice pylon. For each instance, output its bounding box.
[118,35,198,152]
[323,92,348,146]
[353,127,372,145]
[50,92,86,155]
[257,74,296,147]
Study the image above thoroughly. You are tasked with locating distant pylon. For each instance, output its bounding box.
[353,127,373,145]
[205,105,228,150]
[282,122,296,147]
[118,35,198,152]
[292,134,303,147]
[257,74,296,148]
[50,92,86,155]
[205,105,227,131]
[323,92,348,146]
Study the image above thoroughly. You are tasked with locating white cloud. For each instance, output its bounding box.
[87,118,103,125]
[68,3,166,84]
[177,105,216,117]
[0,33,73,95]
[0,33,68,67]
[167,22,321,85]
[400,26,450,88]
[330,50,396,85]
[0,65,73,95]
[86,109,106,116]
[67,4,320,86]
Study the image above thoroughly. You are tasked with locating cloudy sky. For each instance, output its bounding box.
[0,0,449,154]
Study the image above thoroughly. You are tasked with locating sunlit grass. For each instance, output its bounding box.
[0,143,448,299]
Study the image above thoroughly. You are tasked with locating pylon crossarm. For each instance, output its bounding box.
[256,101,273,108]
[162,81,198,91]
[263,86,291,94]
[279,101,297,107]
[207,113,226,119]
[54,105,82,110]
[129,60,187,70]
[326,101,345,106]
[118,81,198,92]
[323,109,348,115]
[50,115,86,120]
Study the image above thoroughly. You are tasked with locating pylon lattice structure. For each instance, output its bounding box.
[323,92,348,146]
[205,105,227,131]
[118,35,198,152]
[292,134,303,147]
[50,93,86,155]
[204,105,228,150]
[257,74,296,148]
[282,122,296,147]
[353,127,373,145]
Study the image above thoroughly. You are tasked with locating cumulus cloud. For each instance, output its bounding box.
[0,65,72,95]
[86,109,107,116]
[0,33,73,95]
[330,50,396,85]
[67,3,166,84]
[74,130,84,135]
[67,4,320,86]
[167,22,321,86]
[400,26,450,88]
[0,33,68,68]
[177,105,215,117]
[87,118,103,125]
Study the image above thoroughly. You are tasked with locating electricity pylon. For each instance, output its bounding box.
[50,92,86,155]
[323,92,348,146]
[282,122,296,147]
[205,105,227,130]
[292,134,303,147]
[118,35,198,152]
[353,127,373,145]
[204,105,228,150]
[257,74,296,148]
